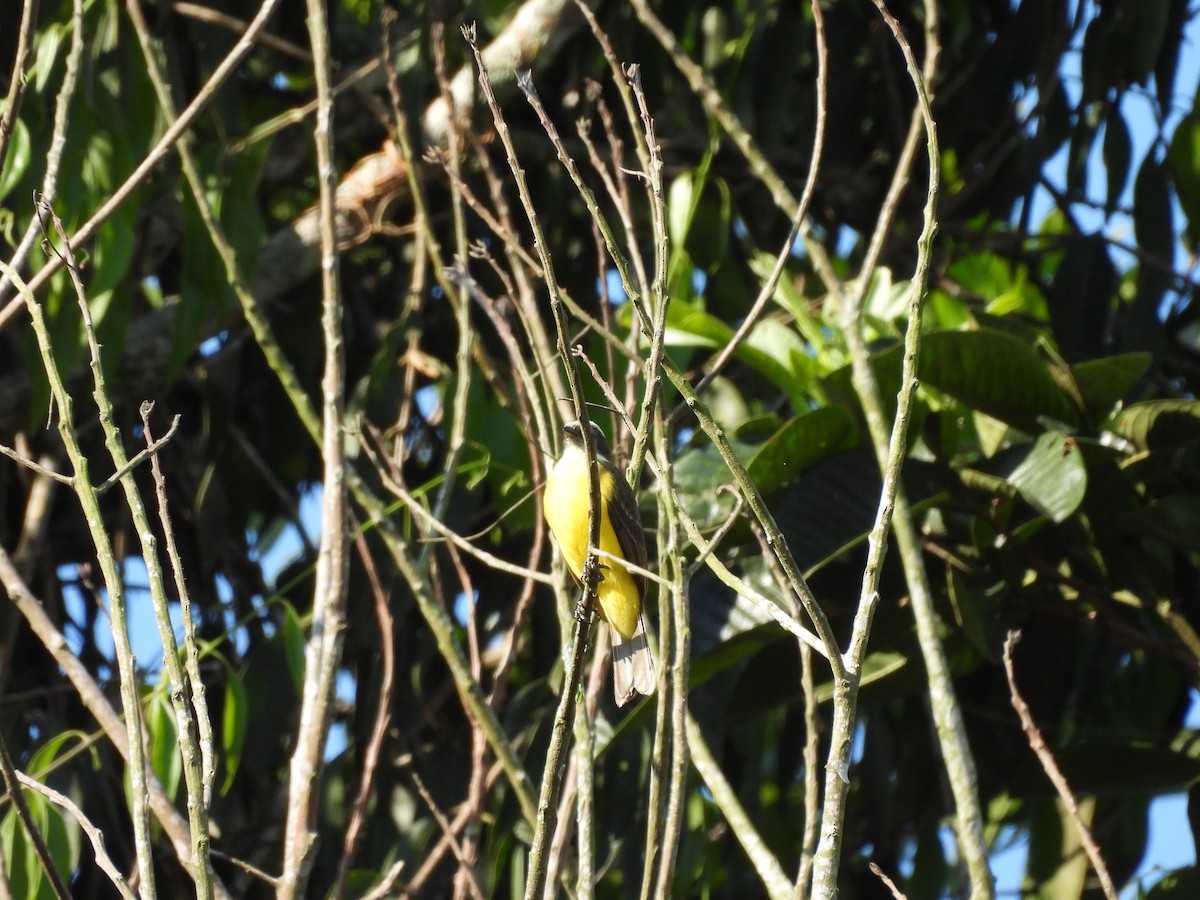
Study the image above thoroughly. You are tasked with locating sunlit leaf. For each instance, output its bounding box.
[222,666,249,793]
[1113,400,1200,452]
[147,689,182,803]
[1007,431,1087,523]
[0,118,30,202]
[281,600,307,689]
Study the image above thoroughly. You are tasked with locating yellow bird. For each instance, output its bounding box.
[543,420,656,705]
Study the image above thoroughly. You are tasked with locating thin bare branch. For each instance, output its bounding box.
[15,770,137,900]
[0,734,71,900]
[280,0,349,893]
[1003,632,1119,900]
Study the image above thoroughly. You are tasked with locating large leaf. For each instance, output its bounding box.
[745,405,857,493]
[1112,399,1200,452]
[918,329,1080,431]
[1169,111,1200,251]
[1051,744,1200,795]
[1114,496,1200,551]
[1103,103,1132,214]
[222,663,249,794]
[1135,154,1175,260]
[147,689,182,803]
[0,118,30,201]
[662,305,801,398]
[1007,431,1088,523]
[1072,352,1151,421]
[773,448,949,575]
[1047,235,1115,362]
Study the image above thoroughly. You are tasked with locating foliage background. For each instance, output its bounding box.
[3,0,1200,897]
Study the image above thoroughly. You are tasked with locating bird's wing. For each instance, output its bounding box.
[608,471,648,596]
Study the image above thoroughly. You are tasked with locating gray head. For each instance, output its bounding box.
[562,419,612,460]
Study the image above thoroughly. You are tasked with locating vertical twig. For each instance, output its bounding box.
[651,417,688,899]
[279,0,349,895]
[809,2,995,897]
[331,527,395,900]
[139,408,213,803]
[461,27,605,899]
[6,220,156,896]
[796,642,820,897]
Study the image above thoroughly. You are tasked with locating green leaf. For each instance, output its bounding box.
[1123,0,1171,84]
[686,177,731,272]
[1104,104,1132,213]
[147,689,182,803]
[862,267,911,326]
[1115,496,1200,550]
[1135,154,1174,259]
[33,793,74,900]
[1169,111,1200,251]
[27,731,95,775]
[0,118,30,202]
[1027,796,1091,900]
[1053,743,1200,794]
[668,170,696,251]
[33,23,63,93]
[746,406,857,493]
[222,666,249,793]
[1148,867,1200,898]
[918,329,1080,431]
[1048,235,1115,362]
[662,304,802,399]
[674,441,749,530]
[1113,399,1200,452]
[948,566,1002,662]
[1007,431,1087,523]
[1072,352,1151,421]
[1,808,30,900]
[281,600,307,689]
[773,449,948,574]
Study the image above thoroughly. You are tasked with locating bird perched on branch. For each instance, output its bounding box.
[543,420,656,706]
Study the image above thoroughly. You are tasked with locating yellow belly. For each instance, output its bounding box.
[543,448,641,640]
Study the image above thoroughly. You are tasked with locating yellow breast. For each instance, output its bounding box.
[543,445,642,640]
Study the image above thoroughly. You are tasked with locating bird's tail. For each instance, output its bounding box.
[611,615,656,706]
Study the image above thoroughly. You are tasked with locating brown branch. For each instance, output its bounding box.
[331,526,396,900]
[1002,631,1119,900]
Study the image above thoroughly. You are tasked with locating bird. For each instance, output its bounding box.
[543,419,656,705]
